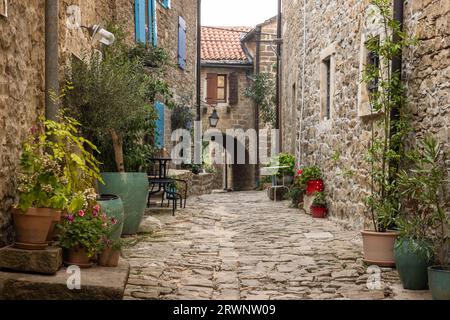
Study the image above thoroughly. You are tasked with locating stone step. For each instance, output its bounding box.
[0,246,62,275]
[0,259,130,300]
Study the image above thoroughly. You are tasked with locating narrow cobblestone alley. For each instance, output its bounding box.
[123,192,430,300]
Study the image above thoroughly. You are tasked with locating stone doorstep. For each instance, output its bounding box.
[0,259,130,300]
[0,246,62,275]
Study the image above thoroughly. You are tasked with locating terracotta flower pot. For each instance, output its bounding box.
[306,179,324,196]
[361,230,400,267]
[311,205,327,218]
[64,247,92,268]
[46,210,62,242]
[98,247,121,267]
[12,208,56,250]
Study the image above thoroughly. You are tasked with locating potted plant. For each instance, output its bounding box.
[394,138,442,290]
[288,169,306,208]
[58,199,107,268]
[276,153,296,185]
[299,166,323,196]
[401,138,450,299]
[67,26,173,235]
[14,114,101,249]
[361,0,416,267]
[311,192,328,218]
[98,219,123,268]
[97,194,124,241]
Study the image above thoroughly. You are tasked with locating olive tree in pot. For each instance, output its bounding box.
[361,0,416,267]
[394,138,444,290]
[67,26,173,235]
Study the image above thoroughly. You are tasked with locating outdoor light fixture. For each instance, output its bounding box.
[82,24,115,46]
[209,109,219,128]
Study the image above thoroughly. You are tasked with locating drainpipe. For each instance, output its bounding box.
[391,0,403,134]
[275,0,282,151]
[45,0,59,120]
[254,26,262,188]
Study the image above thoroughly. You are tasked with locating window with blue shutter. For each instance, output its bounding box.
[178,16,187,70]
[155,101,165,149]
[135,0,157,46]
[135,0,146,43]
[160,0,171,9]
[149,0,158,46]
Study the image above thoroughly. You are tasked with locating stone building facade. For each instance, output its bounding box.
[201,26,257,191]
[280,0,449,228]
[155,0,198,156]
[0,0,198,247]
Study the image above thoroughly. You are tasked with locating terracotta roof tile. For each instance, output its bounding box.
[201,26,252,63]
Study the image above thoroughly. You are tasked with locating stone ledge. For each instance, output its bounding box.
[0,246,62,275]
[0,259,130,300]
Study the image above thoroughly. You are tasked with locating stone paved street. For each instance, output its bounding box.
[123,191,431,300]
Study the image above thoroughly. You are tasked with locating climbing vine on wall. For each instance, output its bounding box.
[244,73,276,127]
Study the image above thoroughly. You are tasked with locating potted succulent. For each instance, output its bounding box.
[14,115,101,249]
[299,166,323,196]
[394,138,442,290]
[58,198,107,268]
[67,26,173,235]
[311,192,328,218]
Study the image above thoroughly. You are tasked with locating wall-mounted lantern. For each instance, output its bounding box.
[209,108,220,128]
[81,24,115,46]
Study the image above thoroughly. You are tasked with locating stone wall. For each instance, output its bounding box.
[0,1,46,246]
[280,0,449,229]
[168,169,217,197]
[156,0,198,156]
[0,0,139,247]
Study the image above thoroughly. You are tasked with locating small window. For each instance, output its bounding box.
[366,37,380,95]
[178,16,187,70]
[135,0,157,46]
[321,56,333,120]
[217,75,227,102]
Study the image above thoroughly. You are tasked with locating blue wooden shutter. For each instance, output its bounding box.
[135,0,146,43]
[162,0,171,9]
[155,101,165,149]
[178,16,187,70]
[149,0,158,46]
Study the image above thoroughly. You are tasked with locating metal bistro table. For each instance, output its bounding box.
[262,165,291,203]
[147,157,187,215]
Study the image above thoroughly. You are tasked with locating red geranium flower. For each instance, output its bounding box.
[78,210,85,217]
[297,169,303,175]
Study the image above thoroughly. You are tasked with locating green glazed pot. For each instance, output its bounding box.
[99,173,148,235]
[428,266,450,300]
[394,238,433,290]
[97,194,124,240]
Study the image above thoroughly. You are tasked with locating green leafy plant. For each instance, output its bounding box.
[16,114,102,212]
[397,137,449,267]
[171,97,194,131]
[66,25,172,173]
[363,0,417,232]
[58,201,110,257]
[244,73,276,126]
[312,192,327,207]
[270,153,296,177]
[299,166,322,185]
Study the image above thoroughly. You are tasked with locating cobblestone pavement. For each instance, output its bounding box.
[123,191,431,300]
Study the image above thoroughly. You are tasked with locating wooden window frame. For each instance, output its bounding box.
[216,74,227,103]
[319,44,335,121]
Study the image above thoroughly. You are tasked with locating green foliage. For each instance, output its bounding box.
[312,192,327,207]
[363,0,417,232]
[58,202,110,257]
[397,137,449,267]
[66,24,173,172]
[16,114,102,212]
[299,166,322,185]
[270,153,296,176]
[171,97,194,131]
[244,73,276,126]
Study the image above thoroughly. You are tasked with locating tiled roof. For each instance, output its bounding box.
[201,26,252,64]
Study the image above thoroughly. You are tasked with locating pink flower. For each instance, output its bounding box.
[297,169,303,175]
[78,210,85,217]
[66,214,74,223]
[101,214,107,223]
[111,218,118,225]
[93,204,100,211]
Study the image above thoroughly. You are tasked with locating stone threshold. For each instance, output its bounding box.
[0,259,130,300]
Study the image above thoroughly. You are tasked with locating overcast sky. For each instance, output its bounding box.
[202,0,278,27]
